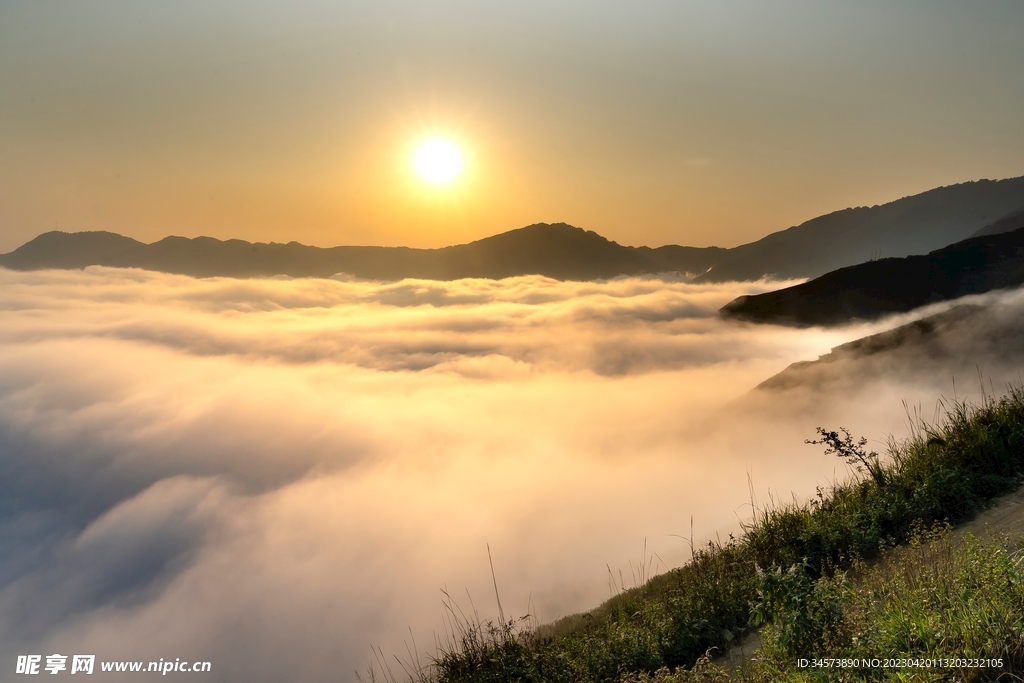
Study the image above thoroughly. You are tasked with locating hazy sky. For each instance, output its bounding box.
[2,0,1023,253]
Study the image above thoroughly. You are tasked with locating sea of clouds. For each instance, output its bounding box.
[1,266,1022,681]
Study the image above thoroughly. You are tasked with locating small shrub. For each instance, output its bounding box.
[752,562,849,662]
[806,427,886,487]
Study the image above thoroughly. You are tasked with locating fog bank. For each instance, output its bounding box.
[1,267,1021,681]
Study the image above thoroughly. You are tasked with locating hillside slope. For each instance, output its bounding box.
[696,176,1024,282]
[720,226,1024,326]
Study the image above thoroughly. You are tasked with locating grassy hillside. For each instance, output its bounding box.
[625,527,1024,682]
[373,387,1024,683]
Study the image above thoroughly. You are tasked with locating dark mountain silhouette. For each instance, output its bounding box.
[5,176,1024,283]
[720,227,1024,327]
[695,177,1024,283]
[0,223,726,281]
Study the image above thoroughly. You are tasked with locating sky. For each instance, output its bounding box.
[6,266,1024,681]
[2,0,1024,253]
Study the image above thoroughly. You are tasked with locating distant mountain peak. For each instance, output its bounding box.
[0,222,720,281]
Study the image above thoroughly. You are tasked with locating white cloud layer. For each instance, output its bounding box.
[1,267,1022,681]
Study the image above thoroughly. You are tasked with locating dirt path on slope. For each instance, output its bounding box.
[953,482,1024,540]
[716,482,1024,670]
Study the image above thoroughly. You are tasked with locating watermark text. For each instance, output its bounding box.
[16,655,211,675]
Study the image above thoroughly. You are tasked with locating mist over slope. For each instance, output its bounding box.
[753,299,1024,395]
[4,176,1024,283]
[971,208,1024,237]
[734,292,1024,454]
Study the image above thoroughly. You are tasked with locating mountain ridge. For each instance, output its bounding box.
[4,175,1024,282]
[694,176,1024,282]
[0,223,726,281]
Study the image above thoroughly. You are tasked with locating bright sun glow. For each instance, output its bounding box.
[414,139,463,183]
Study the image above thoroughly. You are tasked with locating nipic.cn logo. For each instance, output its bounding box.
[16,654,212,675]
[17,654,94,675]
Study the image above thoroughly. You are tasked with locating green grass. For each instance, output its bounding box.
[368,386,1024,683]
[620,528,1024,682]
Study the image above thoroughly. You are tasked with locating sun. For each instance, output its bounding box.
[413,139,463,184]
